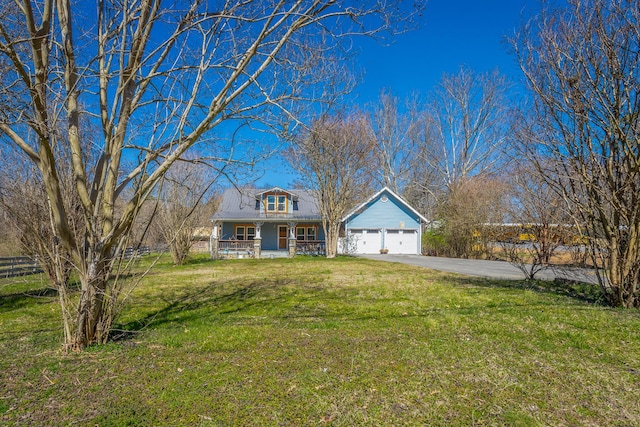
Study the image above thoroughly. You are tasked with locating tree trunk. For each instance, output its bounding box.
[325,222,340,259]
[53,258,75,350]
[73,255,112,349]
[602,239,640,308]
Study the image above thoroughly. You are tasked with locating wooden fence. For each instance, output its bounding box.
[0,256,43,279]
[118,246,151,259]
[0,247,151,279]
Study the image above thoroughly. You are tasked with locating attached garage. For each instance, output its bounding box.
[384,229,419,255]
[341,187,428,256]
[348,228,382,254]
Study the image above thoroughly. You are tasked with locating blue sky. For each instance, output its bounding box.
[352,0,533,103]
[255,0,536,188]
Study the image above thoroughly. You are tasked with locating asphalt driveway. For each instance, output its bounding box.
[357,254,598,283]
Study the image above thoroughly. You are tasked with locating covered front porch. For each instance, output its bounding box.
[210,221,326,259]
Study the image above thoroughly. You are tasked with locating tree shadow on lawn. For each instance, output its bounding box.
[450,274,606,306]
[0,286,60,311]
[0,279,85,312]
[112,277,304,340]
[110,271,607,342]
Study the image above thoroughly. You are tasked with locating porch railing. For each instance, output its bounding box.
[212,239,326,258]
[296,240,326,256]
[216,240,255,258]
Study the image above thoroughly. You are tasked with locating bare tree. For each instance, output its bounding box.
[288,111,376,258]
[412,67,512,257]
[433,176,507,258]
[422,66,511,190]
[369,90,422,193]
[405,67,512,225]
[0,0,418,349]
[154,160,219,265]
[0,145,84,345]
[0,186,21,256]
[513,0,640,307]
[498,161,572,280]
[402,114,441,220]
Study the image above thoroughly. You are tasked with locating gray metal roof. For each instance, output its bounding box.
[212,187,321,222]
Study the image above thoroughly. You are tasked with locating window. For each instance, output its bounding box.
[266,195,275,211]
[277,195,286,212]
[235,225,256,240]
[295,226,317,241]
[235,226,245,240]
[297,228,306,241]
[306,227,316,241]
[265,193,288,212]
[246,227,256,240]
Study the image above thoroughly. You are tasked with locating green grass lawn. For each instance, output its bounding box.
[1,255,639,426]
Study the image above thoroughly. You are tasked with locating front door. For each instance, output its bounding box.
[278,225,288,250]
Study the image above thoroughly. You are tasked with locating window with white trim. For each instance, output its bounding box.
[295,226,317,241]
[277,195,286,212]
[297,227,306,241]
[246,226,256,240]
[266,195,275,211]
[265,193,288,213]
[235,226,245,240]
[306,227,316,240]
[235,226,256,240]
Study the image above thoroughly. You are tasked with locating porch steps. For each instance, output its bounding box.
[260,250,290,259]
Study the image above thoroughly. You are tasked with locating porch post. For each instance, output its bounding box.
[253,222,263,259]
[210,222,220,259]
[288,221,297,257]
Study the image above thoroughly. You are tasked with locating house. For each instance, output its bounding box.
[210,187,325,258]
[341,187,428,255]
[210,186,427,258]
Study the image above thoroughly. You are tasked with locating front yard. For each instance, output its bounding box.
[1,255,639,426]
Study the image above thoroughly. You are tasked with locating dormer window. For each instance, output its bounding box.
[265,193,287,212]
[267,195,276,211]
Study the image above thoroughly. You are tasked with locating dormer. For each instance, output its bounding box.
[254,187,298,215]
